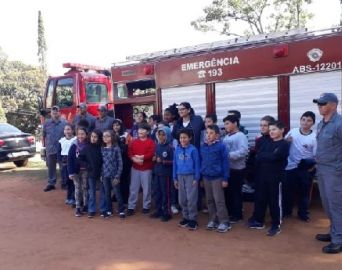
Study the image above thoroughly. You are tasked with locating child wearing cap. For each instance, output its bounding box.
[151,126,174,222]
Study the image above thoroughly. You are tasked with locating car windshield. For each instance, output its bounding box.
[0,123,21,134]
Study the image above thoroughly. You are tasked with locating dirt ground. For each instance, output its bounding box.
[0,157,341,270]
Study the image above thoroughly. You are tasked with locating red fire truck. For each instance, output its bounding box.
[40,63,113,121]
[111,27,342,144]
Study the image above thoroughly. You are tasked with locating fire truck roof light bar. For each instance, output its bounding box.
[63,63,108,72]
[112,60,141,67]
[125,27,341,62]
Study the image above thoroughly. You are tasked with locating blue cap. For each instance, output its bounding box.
[313,93,338,105]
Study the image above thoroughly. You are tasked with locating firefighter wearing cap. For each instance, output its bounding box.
[73,103,96,132]
[313,92,342,254]
[95,105,114,132]
[43,105,67,192]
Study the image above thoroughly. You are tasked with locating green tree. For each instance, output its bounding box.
[0,47,45,133]
[37,10,47,73]
[191,0,314,36]
[0,99,6,122]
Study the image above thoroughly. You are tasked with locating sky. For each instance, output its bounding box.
[0,0,341,75]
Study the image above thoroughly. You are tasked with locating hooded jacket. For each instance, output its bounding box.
[200,140,229,181]
[79,143,103,179]
[173,143,200,181]
[154,127,173,176]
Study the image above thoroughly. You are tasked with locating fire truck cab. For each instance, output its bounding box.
[41,63,113,122]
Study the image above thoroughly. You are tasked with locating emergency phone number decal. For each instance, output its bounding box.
[292,61,342,74]
[180,56,240,79]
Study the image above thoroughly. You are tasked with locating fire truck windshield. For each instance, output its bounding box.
[56,78,74,108]
[86,83,108,104]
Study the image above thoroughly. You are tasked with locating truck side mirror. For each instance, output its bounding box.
[37,95,47,116]
[37,95,43,110]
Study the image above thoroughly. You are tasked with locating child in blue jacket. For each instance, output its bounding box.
[201,125,231,233]
[173,129,200,230]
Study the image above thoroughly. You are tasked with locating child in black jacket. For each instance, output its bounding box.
[68,127,89,217]
[79,129,103,218]
[248,121,289,237]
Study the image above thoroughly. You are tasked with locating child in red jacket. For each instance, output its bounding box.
[127,123,156,216]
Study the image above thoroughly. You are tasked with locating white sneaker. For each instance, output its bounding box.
[171,205,179,214]
[206,221,218,230]
[217,223,232,233]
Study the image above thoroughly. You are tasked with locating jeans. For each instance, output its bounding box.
[60,162,68,187]
[88,177,98,213]
[61,163,74,200]
[73,170,88,209]
[100,177,125,213]
[46,153,61,186]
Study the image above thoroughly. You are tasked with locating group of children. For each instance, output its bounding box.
[56,103,317,237]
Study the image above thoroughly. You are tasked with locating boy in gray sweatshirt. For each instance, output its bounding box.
[222,115,249,223]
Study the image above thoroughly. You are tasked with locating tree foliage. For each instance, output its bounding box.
[37,10,47,73]
[0,47,45,134]
[0,99,6,122]
[191,0,314,36]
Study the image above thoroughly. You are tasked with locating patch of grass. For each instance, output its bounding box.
[0,158,47,181]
